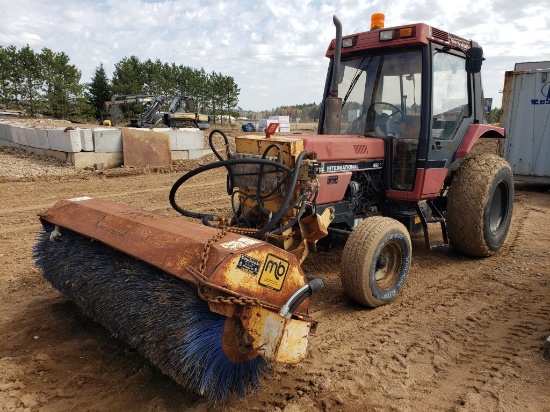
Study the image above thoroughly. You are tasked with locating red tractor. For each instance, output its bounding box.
[170,13,513,307]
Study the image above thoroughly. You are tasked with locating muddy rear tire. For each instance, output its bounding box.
[446,154,513,257]
[341,217,411,307]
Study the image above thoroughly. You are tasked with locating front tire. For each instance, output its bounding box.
[341,217,411,307]
[446,153,514,257]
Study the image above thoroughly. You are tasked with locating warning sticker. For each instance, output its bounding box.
[220,237,262,251]
[236,254,261,276]
[258,253,289,291]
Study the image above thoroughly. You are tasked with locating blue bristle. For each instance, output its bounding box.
[33,225,268,403]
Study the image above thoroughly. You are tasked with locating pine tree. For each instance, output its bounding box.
[40,48,83,119]
[111,56,143,95]
[88,63,112,120]
[17,45,43,116]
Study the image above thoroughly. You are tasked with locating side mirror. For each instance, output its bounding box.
[465,46,484,74]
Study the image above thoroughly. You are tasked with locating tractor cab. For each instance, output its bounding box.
[320,15,487,200]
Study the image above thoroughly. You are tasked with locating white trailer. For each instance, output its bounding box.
[499,61,550,183]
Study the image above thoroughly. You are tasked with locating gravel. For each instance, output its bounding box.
[0,147,85,181]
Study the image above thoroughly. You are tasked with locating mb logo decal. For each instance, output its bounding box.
[259,253,289,291]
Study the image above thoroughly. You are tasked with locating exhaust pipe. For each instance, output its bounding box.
[323,15,343,135]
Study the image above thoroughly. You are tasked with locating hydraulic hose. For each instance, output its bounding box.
[207,129,234,195]
[253,150,309,238]
[279,277,324,319]
[208,129,230,161]
[169,156,304,237]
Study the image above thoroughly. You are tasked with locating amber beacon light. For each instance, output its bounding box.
[371,13,385,29]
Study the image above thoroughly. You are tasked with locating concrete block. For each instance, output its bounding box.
[0,139,19,149]
[47,128,82,152]
[28,146,46,156]
[26,127,40,147]
[12,125,29,146]
[44,149,70,162]
[69,152,123,169]
[158,128,204,151]
[79,128,94,151]
[0,122,13,141]
[27,128,50,149]
[150,128,178,150]
[544,336,550,359]
[0,138,47,156]
[92,128,122,152]
[171,150,189,161]
[188,148,213,159]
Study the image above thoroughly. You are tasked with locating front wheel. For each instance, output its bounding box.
[341,217,411,307]
[446,153,514,257]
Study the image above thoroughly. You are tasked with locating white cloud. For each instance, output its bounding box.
[0,0,548,109]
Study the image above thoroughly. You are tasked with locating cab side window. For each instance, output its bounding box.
[431,51,468,140]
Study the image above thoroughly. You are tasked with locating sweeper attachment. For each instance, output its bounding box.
[34,197,322,402]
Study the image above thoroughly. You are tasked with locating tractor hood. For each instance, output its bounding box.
[300,134,385,162]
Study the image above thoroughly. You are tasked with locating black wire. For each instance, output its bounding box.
[169,157,294,232]
[207,129,237,196]
[272,195,309,236]
[208,129,229,161]
[254,151,309,238]
[255,144,283,216]
[169,152,309,239]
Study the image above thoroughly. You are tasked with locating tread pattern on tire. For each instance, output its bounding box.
[446,153,513,257]
[341,216,411,307]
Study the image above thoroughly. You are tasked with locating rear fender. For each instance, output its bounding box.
[456,124,505,159]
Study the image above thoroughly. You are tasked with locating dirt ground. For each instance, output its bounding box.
[0,130,549,412]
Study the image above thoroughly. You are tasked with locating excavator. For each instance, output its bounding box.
[35,13,513,402]
[100,94,210,129]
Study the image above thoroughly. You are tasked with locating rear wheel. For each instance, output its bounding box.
[341,217,411,307]
[446,153,514,257]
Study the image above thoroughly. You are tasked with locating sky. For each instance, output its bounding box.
[0,0,548,111]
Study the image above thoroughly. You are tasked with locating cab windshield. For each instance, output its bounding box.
[338,49,422,139]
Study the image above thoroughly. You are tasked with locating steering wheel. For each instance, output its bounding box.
[368,102,404,124]
[366,102,404,137]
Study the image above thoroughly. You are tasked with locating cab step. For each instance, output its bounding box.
[415,200,449,250]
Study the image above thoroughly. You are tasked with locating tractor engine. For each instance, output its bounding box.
[224,133,387,262]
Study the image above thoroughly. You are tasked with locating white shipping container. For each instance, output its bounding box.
[500,61,550,183]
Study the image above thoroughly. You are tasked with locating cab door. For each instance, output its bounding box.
[427,47,472,169]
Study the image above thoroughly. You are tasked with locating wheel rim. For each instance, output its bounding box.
[374,241,403,290]
[489,181,508,234]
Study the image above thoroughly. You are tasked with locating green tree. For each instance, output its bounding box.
[2,45,22,107]
[87,63,112,119]
[222,75,240,121]
[185,67,209,112]
[112,56,143,95]
[111,56,146,120]
[17,46,43,116]
[40,47,83,119]
[141,59,166,96]
[0,46,15,107]
[488,107,500,124]
[207,71,224,123]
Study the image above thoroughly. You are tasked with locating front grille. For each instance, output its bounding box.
[353,145,369,155]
